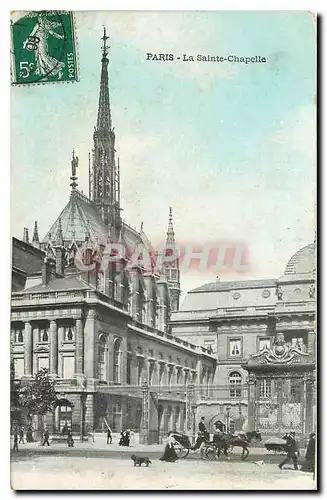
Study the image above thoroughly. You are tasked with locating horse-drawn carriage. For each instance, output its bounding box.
[170,430,262,461]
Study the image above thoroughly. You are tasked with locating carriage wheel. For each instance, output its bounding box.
[173,442,189,459]
[205,445,219,461]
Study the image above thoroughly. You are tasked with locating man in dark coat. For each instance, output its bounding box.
[42,429,50,446]
[106,427,112,444]
[198,417,210,441]
[301,433,315,472]
[279,431,299,470]
[67,428,74,447]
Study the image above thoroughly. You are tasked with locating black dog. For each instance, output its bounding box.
[131,454,152,467]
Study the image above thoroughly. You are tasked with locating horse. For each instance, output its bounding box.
[211,430,262,460]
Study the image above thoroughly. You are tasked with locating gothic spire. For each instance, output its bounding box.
[70,149,78,190]
[32,221,40,247]
[166,206,175,245]
[91,28,121,234]
[96,27,111,132]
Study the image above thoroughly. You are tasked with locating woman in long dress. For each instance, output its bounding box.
[160,433,179,462]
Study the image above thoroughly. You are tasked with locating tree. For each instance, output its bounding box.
[19,368,57,427]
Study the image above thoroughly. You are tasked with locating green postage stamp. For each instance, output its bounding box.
[11,11,78,85]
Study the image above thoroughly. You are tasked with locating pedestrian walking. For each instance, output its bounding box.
[279,431,299,470]
[19,428,24,444]
[13,431,19,452]
[42,429,50,446]
[301,433,315,473]
[106,426,112,444]
[67,428,74,447]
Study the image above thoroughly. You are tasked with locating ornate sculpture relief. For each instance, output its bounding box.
[276,286,283,300]
[252,333,309,364]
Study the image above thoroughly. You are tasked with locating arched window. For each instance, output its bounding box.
[184,370,189,386]
[98,335,108,382]
[113,339,121,384]
[229,371,242,398]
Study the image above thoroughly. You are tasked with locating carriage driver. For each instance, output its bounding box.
[198,417,210,441]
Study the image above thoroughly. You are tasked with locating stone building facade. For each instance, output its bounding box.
[170,243,316,436]
[11,29,216,443]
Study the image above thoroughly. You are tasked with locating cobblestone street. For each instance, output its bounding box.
[11,441,316,491]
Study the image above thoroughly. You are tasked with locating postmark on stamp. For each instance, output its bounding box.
[11,11,78,85]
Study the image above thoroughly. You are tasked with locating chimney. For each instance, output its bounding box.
[23,227,29,244]
[55,248,65,276]
[49,259,56,281]
[42,258,50,286]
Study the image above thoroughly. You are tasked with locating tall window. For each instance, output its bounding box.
[176,368,182,385]
[229,371,242,398]
[63,356,74,379]
[64,326,74,342]
[40,328,48,343]
[98,335,108,382]
[184,370,189,386]
[38,357,49,371]
[148,362,155,385]
[259,338,271,351]
[229,339,241,357]
[168,367,173,390]
[127,354,132,385]
[113,339,121,384]
[13,329,24,343]
[137,361,143,385]
[259,379,272,399]
[159,364,165,386]
[290,379,302,403]
[14,358,24,379]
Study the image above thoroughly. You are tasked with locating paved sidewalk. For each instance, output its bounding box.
[11,454,316,490]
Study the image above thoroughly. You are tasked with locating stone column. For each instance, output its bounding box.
[84,394,94,434]
[140,381,149,444]
[32,326,39,375]
[84,311,95,379]
[276,378,283,433]
[247,373,256,431]
[130,271,140,321]
[196,358,203,387]
[49,320,58,376]
[75,318,84,375]
[24,322,33,376]
[307,329,315,357]
[305,375,315,434]
[120,336,128,385]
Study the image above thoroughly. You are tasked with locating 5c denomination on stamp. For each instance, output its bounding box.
[11,11,78,85]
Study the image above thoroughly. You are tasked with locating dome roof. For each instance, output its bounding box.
[284,243,315,276]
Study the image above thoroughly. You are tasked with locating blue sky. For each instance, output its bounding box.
[11,11,316,294]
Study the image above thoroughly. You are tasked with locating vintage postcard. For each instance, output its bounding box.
[10,11,317,491]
